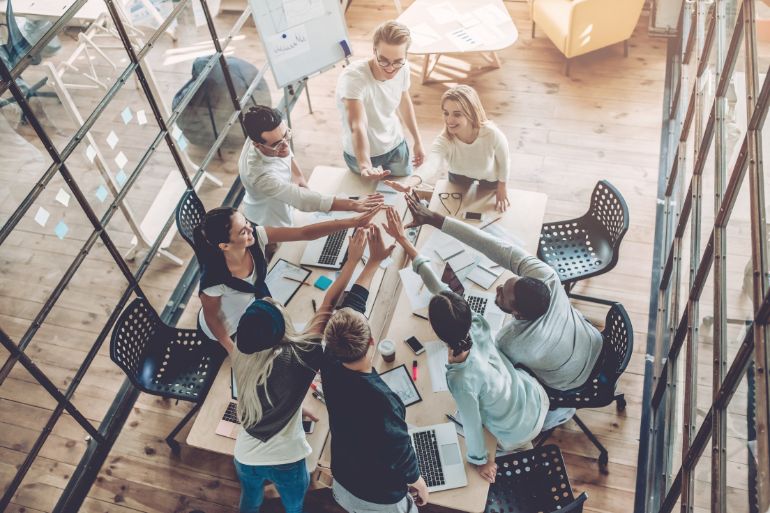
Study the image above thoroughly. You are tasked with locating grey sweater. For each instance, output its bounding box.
[441,218,603,391]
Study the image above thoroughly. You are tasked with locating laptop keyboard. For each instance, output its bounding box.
[318,229,347,266]
[222,402,240,424]
[413,430,445,487]
[465,295,488,315]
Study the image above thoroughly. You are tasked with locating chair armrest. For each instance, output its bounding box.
[565,0,645,57]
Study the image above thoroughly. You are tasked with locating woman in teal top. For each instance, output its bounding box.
[383,207,549,483]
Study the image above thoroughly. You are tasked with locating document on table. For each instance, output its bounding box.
[483,221,526,248]
[426,341,449,392]
[399,267,432,311]
[265,259,311,306]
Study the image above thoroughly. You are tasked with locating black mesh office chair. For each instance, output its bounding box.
[537,303,633,473]
[538,180,629,305]
[110,297,226,453]
[175,188,206,250]
[485,444,588,513]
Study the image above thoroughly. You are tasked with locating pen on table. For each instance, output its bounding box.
[446,413,462,427]
[479,216,503,230]
[412,360,418,381]
[284,275,310,286]
[312,299,317,313]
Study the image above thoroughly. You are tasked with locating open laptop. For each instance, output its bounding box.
[409,423,467,492]
[299,226,353,269]
[441,263,506,332]
[215,369,240,439]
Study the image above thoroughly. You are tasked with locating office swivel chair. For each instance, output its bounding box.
[537,180,629,306]
[175,189,206,250]
[110,297,226,454]
[485,444,588,513]
[537,302,633,473]
[0,0,57,111]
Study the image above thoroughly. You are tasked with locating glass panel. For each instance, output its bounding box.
[725,29,747,177]
[695,267,714,434]
[723,0,742,60]
[678,222,694,318]
[698,142,716,259]
[725,365,754,512]
[700,30,717,143]
[668,350,687,497]
[0,92,55,228]
[0,172,96,341]
[725,176,755,367]
[692,434,713,513]
[755,0,770,71]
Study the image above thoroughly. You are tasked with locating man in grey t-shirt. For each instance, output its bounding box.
[403,194,603,394]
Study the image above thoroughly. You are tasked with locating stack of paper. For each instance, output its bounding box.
[425,341,449,392]
[399,267,432,311]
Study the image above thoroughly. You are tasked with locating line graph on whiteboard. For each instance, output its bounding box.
[259,0,326,33]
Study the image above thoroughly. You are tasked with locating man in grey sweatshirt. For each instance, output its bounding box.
[404,194,603,393]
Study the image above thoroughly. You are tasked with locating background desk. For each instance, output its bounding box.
[373,179,547,513]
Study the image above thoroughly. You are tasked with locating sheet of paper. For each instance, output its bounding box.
[115,151,128,170]
[55,188,70,207]
[428,2,460,24]
[265,259,310,306]
[483,222,526,248]
[467,265,498,290]
[426,341,449,392]
[446,250,478,271]
[399,267,432,311]
[448,27,482,51]
[410,23,441,47]
[282,0,325,26]
[121,107,133,124]
[106,131,119,149]
[471,4,508,26]
[34,207,50,227]
[85,144,96,163]
[267,25,310,64]
[376,181,399,194]
[137,110,148,125]
[427,230,464,261]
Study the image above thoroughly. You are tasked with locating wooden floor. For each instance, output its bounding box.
[0,1,674,512]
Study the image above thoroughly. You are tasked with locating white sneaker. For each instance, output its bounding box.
[541,407,576,431]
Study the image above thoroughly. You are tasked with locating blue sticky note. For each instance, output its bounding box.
[314,275,333,291]
[54,220,69,240]
[121,107,133,124]
[116,170,127,187]
[95,184,108,203]
[178,135,188,151]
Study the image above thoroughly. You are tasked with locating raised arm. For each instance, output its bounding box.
[263,206,381,243]
[344,99,388,180]
[397,91,424,167]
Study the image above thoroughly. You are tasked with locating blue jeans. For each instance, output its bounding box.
[343,139,413,177]
[233,458,309,513]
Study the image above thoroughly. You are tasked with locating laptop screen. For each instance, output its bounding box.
[441,263,465,296]
[230,368,238,401]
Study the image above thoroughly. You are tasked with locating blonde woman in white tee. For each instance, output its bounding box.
[385,85,511,212]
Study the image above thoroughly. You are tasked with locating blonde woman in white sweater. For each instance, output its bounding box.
[385,85,511,211]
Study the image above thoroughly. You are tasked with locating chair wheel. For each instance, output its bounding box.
[599,452,609,474]
[616,396,627,411]
[166,438,181,455]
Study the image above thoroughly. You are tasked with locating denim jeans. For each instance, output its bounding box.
[343,139,413,177]
[233,458,309,513]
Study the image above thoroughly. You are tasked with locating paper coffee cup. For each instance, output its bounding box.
[378,339,396,363]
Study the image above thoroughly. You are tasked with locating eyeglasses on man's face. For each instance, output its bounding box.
[374,49,406,70]
[258,127,293,151]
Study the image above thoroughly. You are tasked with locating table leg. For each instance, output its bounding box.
[422,54,442,84]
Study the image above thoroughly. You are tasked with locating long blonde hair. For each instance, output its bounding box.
[231,299,321,429]
[441,85,489,139]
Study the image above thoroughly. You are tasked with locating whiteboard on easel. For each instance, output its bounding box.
[248,0,351,89]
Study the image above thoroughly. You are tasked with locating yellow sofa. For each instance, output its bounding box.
[530,0,646,74]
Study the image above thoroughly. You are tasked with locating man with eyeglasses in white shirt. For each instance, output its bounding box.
[238,105,384,230]
[336,20,425,181]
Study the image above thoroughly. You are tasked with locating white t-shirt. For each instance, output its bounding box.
[197,226,269,340]
[418,123,511,184]
[234,408,311,466]
[239,142,334,227]
[336,59,410,157]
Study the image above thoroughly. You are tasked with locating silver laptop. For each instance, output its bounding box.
[409,422,468,492]
[299,226,353,269]
[215,369,240,439]
[441,263,506,332]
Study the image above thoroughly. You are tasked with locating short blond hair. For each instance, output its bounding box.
[441,85,489,138]
[323,308,372,363]
[373,20,411,49]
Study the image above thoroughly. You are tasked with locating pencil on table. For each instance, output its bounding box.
[283,276,310,286]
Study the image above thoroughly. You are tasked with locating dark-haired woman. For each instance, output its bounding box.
[195,205,379,354]
[383,207,548,484]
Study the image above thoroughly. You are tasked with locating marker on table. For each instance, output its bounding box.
[284,276,310,286]
[479,216,503,230]
[312,299,317,313]
[412,360,418,381]
[312,391,326,404]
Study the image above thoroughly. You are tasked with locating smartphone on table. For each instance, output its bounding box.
[405,336,425,355]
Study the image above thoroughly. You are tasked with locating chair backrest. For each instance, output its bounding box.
[485,444,584,513]
[602,302,633,376]
[175,188,206,249]
[110,297,162,383]
[545,302,633,408]
[587,180,629,248]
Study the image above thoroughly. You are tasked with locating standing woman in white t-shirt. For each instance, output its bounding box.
[385,85,511,212]
[193,206,379,354]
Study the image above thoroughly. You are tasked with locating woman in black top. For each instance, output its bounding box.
[194,206,379,353]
